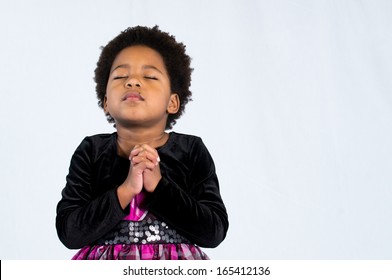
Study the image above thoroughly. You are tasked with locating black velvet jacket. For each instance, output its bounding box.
[56,132,228,249]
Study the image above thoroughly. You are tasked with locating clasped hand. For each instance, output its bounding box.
[124,144,162,196]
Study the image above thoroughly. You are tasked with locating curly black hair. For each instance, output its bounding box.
[94,25,193,129]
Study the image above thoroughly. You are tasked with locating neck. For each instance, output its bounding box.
[115,125,169,158]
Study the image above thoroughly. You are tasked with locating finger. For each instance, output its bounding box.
[140,144,159,157]
[131,156,156,170]
[138,150,160,166]
[129,145,142,159]
[147,152,160,166]
[130,154,149,165]
[143,160,157,170]
[132,154,159,168]
[130,144,160,165]
[140,144,160,164]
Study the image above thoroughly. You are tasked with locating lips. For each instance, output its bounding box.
[123,92,144,101]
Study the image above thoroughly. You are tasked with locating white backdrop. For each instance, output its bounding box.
[0,0,391,260]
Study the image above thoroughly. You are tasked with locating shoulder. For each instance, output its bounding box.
[75,132,117,161]
[166,132,205,150]
[169,131,202,144]
[165,131,211,158]
[82,132,116,145]
[168,132,217,175]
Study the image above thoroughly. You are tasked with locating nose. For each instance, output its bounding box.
[125,76,141,88]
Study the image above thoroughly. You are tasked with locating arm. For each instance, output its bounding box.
[144,137,229,248]
[55,137,127,249]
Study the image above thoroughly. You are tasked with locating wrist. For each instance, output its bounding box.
[117,184,137,209]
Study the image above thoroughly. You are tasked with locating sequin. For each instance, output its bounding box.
[95,213,190,245]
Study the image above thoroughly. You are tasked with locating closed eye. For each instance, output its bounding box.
[113,76,128,80]
[145,76,158,80]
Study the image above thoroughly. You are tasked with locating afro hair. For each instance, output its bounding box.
[94,25,193,129]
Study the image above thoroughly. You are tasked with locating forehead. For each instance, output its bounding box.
[111,45,166,71]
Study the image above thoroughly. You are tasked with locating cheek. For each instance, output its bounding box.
[105,96,115,108]
[105,85,118,103]
[105,83,113,96]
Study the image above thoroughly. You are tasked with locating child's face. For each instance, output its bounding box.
[104,45,179,129]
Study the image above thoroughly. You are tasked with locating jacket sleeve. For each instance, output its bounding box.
[144,137,229,248]
[55,137,127,249]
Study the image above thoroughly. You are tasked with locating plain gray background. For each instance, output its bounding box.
[1,0,391,259]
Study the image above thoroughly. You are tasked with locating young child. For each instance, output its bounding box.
[56,26,229,260]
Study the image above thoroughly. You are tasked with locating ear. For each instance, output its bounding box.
[167,93,180,114]
[103,96,108,113]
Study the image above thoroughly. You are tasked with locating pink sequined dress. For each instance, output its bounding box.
[72,192,209,260]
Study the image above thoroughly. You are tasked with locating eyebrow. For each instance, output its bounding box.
[110,64,164,74]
